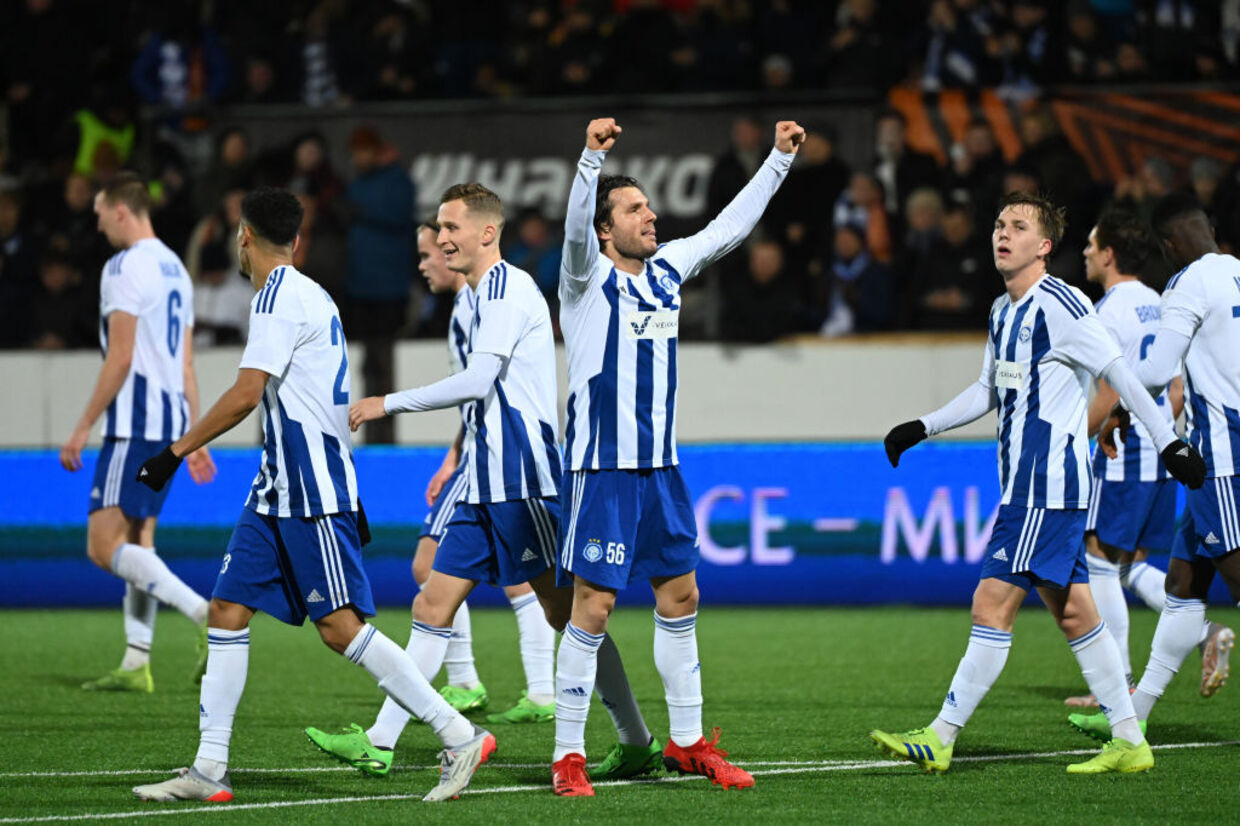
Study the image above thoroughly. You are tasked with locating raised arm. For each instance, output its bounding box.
[562,118,619,289]
[660,121,804,281]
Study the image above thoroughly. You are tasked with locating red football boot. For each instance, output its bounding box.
[552,753,595,797]
[662,728,754,789]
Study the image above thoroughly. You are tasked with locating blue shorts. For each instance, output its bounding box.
[980,505,1089,590]
[433,497,559,587]
[419,465,469,541]
[557,467,700,590]
[213,507,375,626]
[1171,476,1240,562]
[1085,477,1177,553]
[89,438,175,519]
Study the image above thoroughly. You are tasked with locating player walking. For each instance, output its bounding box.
[1065,210,1231,707]
[1070,194,1239,741]
[874,193,1206,775]
[550,118,803,796]
[130,188,492,804]
[61,172,216,692]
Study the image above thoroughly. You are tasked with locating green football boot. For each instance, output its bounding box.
[192,617,208,684]
[1068,711,1147,742]
[484,692,554,724]
[593,737,664,779]
[304,723,393,777]
[869,727,953,773]
[81,664,153,693]
[1066,738,1154,774]
[439,683,489,713]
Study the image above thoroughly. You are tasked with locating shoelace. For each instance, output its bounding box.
[698,727,729,759]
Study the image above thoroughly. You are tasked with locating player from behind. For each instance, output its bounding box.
[310,183,655,779]
[60,172,216,692]
[1069,194,1240,741]
[1064,210,1232,708]
[130,188,492,804]
[550,118,803,797]
[874,192,1206,775]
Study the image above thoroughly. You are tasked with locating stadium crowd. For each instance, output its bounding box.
[2,0,1240,349]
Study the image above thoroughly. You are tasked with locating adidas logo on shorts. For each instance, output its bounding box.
[993,548,1009,562]
[306,589,325,604]
[1205,532,1221,545]
[521,548,538,562]
[90,487,102,499]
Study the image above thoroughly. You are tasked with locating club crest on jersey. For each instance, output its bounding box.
[1018,324,1033,342]
[659,274,677,293]
[583,541,604,563]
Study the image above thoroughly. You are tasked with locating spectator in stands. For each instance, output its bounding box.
[897,187,946,301]
[236,54,283,104]
[1110,155,1176,220]
[708,116,768,218]
[186,188,244,284]
[196,128,254,218]
[67,84,136,182]
[820,223,893,337]
[992,0,1058,90]
[1064,2,1117,82]
[29,251,94,350]
[820,0,898,91]
[292,192,347,300]
[1189,156,1228,250]
[289,2,353,107]
[1114,40,1152,80]
[720,238,806,343]
[149,143,198,260]
[766,127,850,274]
[42,172,108,280]
[504,208,562,303]
[532,7,604,95]
[361,7,425,100]
[919,0,989,91]
[943,118,1006,216]
[607,0,693,93]
[130,8,231,110]
[0,188,39,348]
[1015,106,1093,216]
[191,240,251,347]
[834,171,894,264]
[343,125,414,444]
[872,109,942,221]
[1002,163,1041,197]
[285,132,345,228]
[1139,0,1223,81]
[906,201,992,330]
[681,0,756,92]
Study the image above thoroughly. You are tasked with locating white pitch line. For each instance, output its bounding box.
[0,759,848,780]
[0,741,1236,824]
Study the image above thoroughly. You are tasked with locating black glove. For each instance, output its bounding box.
[1161,440,1207,490]
[357,499,371,546]
[884,420,927,468]
[136,446,182,491]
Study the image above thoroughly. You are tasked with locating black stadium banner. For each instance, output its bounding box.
[203,87,1240,235]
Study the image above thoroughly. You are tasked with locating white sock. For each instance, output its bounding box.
[934,625,1012,740]
[444,601,480,688]
[654,612,703,748]
[510,592,555,703]
[193,628,250,781]
[111,543,208,624]
[1069,621,1143,743]
[1088,555,1132,683]
[345,623,472,748]
[1198,618,1212,648]
[554,622,603,761]
[596,633,652,747]
[365,620,453,749]
[1121,561,1166,613]
[121,583,157,669]
[1132,596,1207,720]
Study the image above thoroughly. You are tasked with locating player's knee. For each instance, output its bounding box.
[86,538,115,570]
[657,585,699,618]
[412,590,454,628]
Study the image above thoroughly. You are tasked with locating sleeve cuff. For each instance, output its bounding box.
[581,148,607,167]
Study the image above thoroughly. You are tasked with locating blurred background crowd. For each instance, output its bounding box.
[2,0,1240,355]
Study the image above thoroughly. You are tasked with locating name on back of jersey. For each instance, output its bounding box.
[626,309,678,340]
[995,360,1026,390]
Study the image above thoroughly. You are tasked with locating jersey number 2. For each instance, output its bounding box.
[167,290,182,357]
[330,316,349,405]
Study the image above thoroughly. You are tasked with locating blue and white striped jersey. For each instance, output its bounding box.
[560,145,794,471]
[1159,253,1240,478]
[446,284,475,463]
[1092,280,1175,483]
[982,274,1123,509]
[241,265,359,518]
[98,238,195,441]
[463,261,561,504]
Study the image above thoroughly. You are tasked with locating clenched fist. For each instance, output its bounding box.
[586,118,622,152]
[774,121,806,154]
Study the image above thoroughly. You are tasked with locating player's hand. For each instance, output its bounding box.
[586,118,621,152]
[774,121,806,154]
[59,425,90,472]
[349,396,388,432]
[1098,402,1131,460]
[884,420,927,468]
[136,446,182,492]
[186,447,217,484]
[1161,440,1207,489]
[425,461,457,507]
